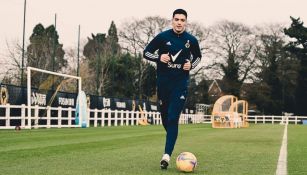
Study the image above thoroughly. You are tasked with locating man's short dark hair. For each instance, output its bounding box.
[173,9,187,18]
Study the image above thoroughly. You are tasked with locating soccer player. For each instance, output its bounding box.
[143,9,202,169]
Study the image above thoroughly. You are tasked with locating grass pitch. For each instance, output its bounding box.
[288,125,307,175]
[0,124,303,174]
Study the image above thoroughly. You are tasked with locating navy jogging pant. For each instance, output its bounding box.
[157,76,188,156]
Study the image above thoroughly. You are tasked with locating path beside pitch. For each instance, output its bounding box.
[276,124,288,175]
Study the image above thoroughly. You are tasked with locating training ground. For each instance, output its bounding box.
[0,124,306,175]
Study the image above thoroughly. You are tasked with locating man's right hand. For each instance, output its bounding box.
[160,53,170,63]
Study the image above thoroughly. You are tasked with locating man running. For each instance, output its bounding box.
[143,9,202,169]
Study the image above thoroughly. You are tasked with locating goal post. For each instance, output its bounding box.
[26,66,82,129]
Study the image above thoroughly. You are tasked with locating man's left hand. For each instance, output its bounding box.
[183,60,191,70]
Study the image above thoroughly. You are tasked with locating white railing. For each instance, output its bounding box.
[0,104,207,129]
[1,104,307,129]
[247,115,307,125]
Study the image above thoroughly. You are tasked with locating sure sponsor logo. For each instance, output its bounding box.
[168,62,182,69]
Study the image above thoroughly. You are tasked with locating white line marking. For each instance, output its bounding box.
[276,124,288,175]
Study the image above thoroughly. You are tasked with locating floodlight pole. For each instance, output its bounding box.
[27,67,31,129]
[21,0,26,93]
[52,13,57,91]
[77,25,80,77]
[77,25,80,93]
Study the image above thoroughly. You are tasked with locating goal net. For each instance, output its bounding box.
[26,67,82,129]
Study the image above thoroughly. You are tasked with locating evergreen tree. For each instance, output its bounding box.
[257,34,284,114]
[107,21,120,55]
[221,55,241,97]
[27,23,66,88]
[83,22,121,96]
[83,33,109,95]
[141,62,156,100]
[105,53,136,98]
[245,24,298,115]
[284,17,307,115]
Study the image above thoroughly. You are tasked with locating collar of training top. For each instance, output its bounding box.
[171,29,186,37]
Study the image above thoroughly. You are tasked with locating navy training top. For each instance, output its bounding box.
[143,29,202,79]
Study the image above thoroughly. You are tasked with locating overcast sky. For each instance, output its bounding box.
[1,0,307,57]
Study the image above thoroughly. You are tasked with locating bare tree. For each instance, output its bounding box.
[1,40,25,85]
[253,23,287,70]
[208,21,258,78]
[119,16,170,56]
[119,16,170,99]
[83,34,107,95]
[204,20,259,96]
[186,22,211,77]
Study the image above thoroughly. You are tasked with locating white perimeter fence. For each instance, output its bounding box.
[0,104,307,129]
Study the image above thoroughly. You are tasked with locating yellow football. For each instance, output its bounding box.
[176,152,197,172]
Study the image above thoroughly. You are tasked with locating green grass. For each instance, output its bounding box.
[0,124,285,175]
[288,125,307,175]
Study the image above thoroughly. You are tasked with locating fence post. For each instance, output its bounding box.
[185,114,187,124]
[192,114,194,123]
[180,114,183,124]
[58,106,62,128]
[136,111,139,126]
[125,110,129,126]
[152,112,156,125]
[295,116,297,125]
[87,108,90,127]
[152,111,155,124]
[94,109,98,127]
[272,116,274,124]
[156,112,159,125]
[120,110,124,126]
[114,110,118,126]
[5,104,10,128]
[34,105,39,129]
[192,114,195,124]
[107,109,111,127]
[101,109,105,127]
[131,111,135,126]
[195,114,198,123]
[196,114,198,123]
[21,104,26,128]
[68,107,72,126]
[47,106,51,128]
[148,111,152,125]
